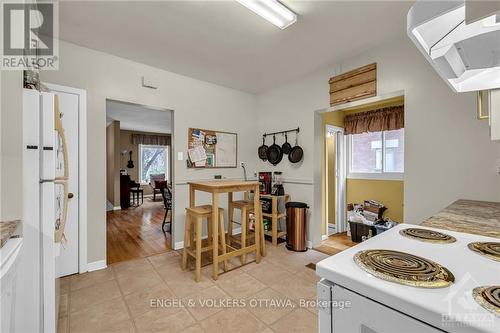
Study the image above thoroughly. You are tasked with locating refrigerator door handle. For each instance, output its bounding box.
[54,180,69,243]
[54,95,69,181]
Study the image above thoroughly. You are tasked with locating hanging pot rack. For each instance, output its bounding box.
[262,127,299,138]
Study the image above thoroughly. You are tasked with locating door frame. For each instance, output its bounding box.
[105,98,175,252]
[45,83,88,273]
[324,125,346,237]
[313,90,406,247]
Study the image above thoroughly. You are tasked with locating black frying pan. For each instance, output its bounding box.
[267,135,283,165]
[258,137,268,161]
[282,133,292,155]
[288,133,303,163]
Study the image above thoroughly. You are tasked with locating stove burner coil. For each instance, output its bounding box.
[354,249,454,288]
[468,242,500,262]
[473,286,500,315]
[400,228,456,243]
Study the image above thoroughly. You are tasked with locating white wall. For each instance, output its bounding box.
[6,36,499,264]
[41,40,258,263]
[256,38,500,246]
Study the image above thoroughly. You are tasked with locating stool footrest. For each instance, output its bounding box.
[186,245,213,258]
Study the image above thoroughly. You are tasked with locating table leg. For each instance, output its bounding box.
[241,207,247,264]
[218,209,228,272]
[254,185,261,264]
[260,212,267,257]
[227,192,233,244]
[272,196,278,246]
[212,193,219,280]
[189,185,195,208]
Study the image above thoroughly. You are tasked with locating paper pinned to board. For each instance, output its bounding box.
[215,132,237,167]
[188,145,207,163]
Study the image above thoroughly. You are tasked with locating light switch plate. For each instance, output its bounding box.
[177,151,183,161]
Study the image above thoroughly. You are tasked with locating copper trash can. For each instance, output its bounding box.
[286,202,308,252]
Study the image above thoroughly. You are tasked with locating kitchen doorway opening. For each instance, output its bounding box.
[105,99,174,265]
[313,91,405,255]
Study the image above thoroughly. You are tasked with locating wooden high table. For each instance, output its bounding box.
[188,180,262,280]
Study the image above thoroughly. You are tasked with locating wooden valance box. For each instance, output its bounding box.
[329,63,377,106]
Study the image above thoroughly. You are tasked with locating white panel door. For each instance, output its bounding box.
[334,130,346,234]
[52,90,80,277]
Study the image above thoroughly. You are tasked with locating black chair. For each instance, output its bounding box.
[160,186,172,233]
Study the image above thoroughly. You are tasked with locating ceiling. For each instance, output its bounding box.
[59,1,412,93]
[106,100,172,133]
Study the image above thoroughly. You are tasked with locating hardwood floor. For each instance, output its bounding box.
[107,199,172,264]
[313,232,357,256]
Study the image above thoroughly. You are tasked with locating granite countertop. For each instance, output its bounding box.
[421,199,500,239]
[0,220,21,248]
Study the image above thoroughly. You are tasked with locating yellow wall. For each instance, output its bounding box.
[106,121,121,206]
[326,136,335,224]
[321,96,405,234]
[346,179,404,222]
[322,111,345,233]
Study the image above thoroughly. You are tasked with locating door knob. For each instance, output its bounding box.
[68,192,74,199]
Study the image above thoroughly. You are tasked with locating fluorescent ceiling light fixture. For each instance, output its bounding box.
[237,0,297,29]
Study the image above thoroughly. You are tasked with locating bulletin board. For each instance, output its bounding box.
[187,128,237,168]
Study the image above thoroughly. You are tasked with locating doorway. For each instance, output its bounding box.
[313,91,406,253]
[105,100,174,265]
[325,125,346,237]
[45,83,88,278]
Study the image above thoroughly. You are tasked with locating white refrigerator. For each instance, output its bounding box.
[17,88,69,332]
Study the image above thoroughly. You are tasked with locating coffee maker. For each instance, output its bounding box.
[271,172,285,196]
[258,172,272,194]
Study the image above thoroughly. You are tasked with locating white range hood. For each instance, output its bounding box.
[407,1,500,92]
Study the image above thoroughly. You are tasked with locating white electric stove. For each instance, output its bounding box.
[316,223,500,333]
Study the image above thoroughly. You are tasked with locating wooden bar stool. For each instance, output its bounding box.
[182,205,228,282]
[227,195,254,264]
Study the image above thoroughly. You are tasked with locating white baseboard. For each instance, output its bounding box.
[113,206,121,211]
[174,226,242,250]
[87,260,107,272]
[321,235,328,241]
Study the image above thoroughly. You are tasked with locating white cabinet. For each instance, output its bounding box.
[0,238,23,333]
[489,89,500,141]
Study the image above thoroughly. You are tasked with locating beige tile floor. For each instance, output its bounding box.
[58,243,329,333]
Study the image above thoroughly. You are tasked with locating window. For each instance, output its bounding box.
[139,144,169,183]
[348,128,404,179]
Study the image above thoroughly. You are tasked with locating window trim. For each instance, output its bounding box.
[138,144,169,184]
[347,130,404,181]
